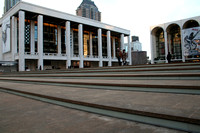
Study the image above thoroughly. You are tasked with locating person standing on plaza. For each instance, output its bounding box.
[122,49,127,65]
[167,52,172,63]
[116,48,122,66]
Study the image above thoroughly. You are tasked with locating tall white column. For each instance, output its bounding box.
[121,34,124,50]
[164,31,168,63]
[30,20,35,54]
[98,28,103,67]
[11,16,17,61]
[78,24,83,68]
[107,31,112,66]
[0,26,2,60]
[58,25,61,55]
[14,17,17,55]
[128,36,132,65]
[38,15,43,70]
[150,34,155,64]
[89,32,93,57]
[181,30,186,62]
[66,21,71,68]
[19,11,25,71]
[112,37,116,58]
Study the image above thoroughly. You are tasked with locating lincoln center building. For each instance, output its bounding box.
[0,1,131,71]
[150,16,200,64]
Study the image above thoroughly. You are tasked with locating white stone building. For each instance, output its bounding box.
[124,41,142,52]
[132,41,142,51]
[124,36,142,52]
[150,16,200,64]
[0,1,131,71]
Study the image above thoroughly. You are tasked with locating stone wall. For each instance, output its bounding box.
[132,51,147,65]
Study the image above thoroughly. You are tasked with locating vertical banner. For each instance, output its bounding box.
[2,17,11,53]
[183,27,200,56]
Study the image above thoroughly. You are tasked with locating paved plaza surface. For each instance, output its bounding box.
[0,63,200,132]
[0,80,200,120]
[0,92,187,133]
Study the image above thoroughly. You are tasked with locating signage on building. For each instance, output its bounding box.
[2,17,11,53]
[183,27,200,56]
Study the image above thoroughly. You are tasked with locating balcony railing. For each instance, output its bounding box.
[84,55,99,58]
[16,52,118,61]
[43,53,64,56]
[25,52,39,55]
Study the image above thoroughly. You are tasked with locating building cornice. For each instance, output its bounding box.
[150,15,200,31]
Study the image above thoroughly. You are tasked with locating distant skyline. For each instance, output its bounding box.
[1,0,200,58]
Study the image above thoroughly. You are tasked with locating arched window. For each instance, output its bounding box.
[167,24,182,59]
[183,20,199,29]
[156,28,165,60]
[151,27,165,61]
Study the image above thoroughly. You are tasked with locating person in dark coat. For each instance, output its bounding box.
[122,49,127,65]
[167,52,172,63]
[116,48,122,66]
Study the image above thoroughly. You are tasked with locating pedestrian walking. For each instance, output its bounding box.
[116,48,122,66]
[167,52,172,63]
[122,49,127,65]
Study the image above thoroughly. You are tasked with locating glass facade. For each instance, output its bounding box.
[34,24,38,52]
[115,37,120,56]
[61,28,66,54]
[25,20,31,52]
[92,32,98,56]
[43,23,58,53]
[23,20,38,53]
[156,29,165,60]
[13,12,126,70]
[102,35,107,57]
[168,26,182,59]
[83,31,89,56]
[19,19,123,60]
[73,29,79,55]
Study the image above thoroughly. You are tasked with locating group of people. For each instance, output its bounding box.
[116,48,127,66]
[116,48,172,65]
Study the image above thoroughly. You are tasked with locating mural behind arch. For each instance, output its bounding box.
[2,16,11,53]
[183,27,200,56]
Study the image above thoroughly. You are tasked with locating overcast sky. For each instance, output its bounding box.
[1,0,200,58]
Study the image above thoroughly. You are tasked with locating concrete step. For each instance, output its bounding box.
[1,62,200,75]
[0,77,199,89]
[0,62,200,132]
[0,81,199,132]
[0,91,187,133]
[1,73,199,80]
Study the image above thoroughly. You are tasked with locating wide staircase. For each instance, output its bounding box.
[0,62,200,133]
